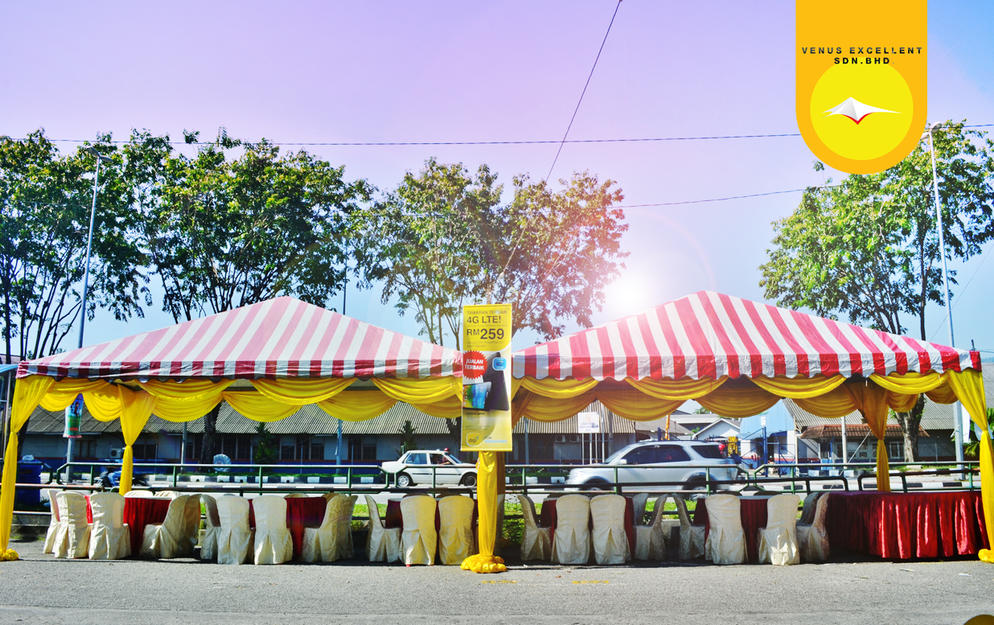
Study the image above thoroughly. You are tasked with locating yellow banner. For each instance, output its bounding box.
[461,303,512,452]
[796,0,927,174]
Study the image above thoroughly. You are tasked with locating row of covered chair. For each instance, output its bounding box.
[203,493,358,565]
[519,493,634,565]
[519,491,830,566]
[366,494,477,566]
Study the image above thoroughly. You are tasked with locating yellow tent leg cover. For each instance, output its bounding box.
[462,451,506,573]
[0,433,22,560]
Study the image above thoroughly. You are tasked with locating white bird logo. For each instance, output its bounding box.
[824,97,898,124]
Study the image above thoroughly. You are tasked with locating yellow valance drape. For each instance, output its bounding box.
[317,390,398,421]
[626,376,728,400]
[251,378,354,405]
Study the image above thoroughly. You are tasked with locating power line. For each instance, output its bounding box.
[618,185,837,208]
[15,132,803,147]
[545,0,622,182]
[13,124,992,149]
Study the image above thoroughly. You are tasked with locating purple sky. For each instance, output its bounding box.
[2,1,993,355]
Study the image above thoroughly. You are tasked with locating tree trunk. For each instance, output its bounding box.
[894,396,925,463]
[199,403,221,464]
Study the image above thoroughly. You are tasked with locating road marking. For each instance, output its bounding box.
[572,580,609,584]
[481,580,518,584]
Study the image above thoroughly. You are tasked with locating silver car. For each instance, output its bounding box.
[566,440,738,491]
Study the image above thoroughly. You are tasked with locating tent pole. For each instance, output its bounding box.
[841,416,848,474]
[523,418,529,465]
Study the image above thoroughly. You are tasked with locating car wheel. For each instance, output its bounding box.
[396,473,412,488]
[584,479,610,491]
[460,473,477,487]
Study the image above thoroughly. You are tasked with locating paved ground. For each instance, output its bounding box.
[2,538,992,625]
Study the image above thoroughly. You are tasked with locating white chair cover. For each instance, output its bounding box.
[438,495,475,565]
[200,495,221,561]
[53,491,90,559]
[631,492,649,525]
[634,495,668,561]
[333,494,357,560]
[141,494,198,559]
[364,494,401,563]
[704,494,746,565]
[301,495,337,563]
[552,494,590,565]
[758,493,800,565]
[215,496,253,565]
[88,492,130,560]
[673,495,705,560]
[401,495,437,566]
[797,493,831,562]
[590,494,630,565]
[253,495,293,565]
[517,494,552,562]
[43,489,61,554]
[301,494,356,562]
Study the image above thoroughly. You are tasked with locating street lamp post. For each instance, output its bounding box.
[926,123,966,466]
[65,147,111,483]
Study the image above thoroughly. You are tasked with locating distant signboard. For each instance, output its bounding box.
[577,412,600,434]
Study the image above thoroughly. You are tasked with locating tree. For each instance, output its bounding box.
[252,422,278,465]
[398,419,417,455]
[361,158,628,347]
[137,130,373,462]
[0,131,149,362]
[760,121,994,460]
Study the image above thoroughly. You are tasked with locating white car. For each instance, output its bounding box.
[566,440,739,492]
[381,450,477,488]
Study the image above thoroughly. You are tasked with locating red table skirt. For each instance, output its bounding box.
[122,497,171,556]
[540,497,635,554]
[693,497,768,563]
[248,497,328,559]
[825,491,988,560]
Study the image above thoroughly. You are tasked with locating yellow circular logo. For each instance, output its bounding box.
[809,63,913,161]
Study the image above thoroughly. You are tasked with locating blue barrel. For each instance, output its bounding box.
[15,459,43,506]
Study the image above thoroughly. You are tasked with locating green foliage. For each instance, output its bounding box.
[963,408,994,460]
[398,419,417,455]
[140,129,373,321]
[253,422,278,464]
[760,121,994,461]
[358,158,628,346]
[761,121,994,338]
[0,131,149,360]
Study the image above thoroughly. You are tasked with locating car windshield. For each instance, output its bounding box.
[604,444,638,464]
[444,453,462,464]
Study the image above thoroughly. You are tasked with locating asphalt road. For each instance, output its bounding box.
[1,538,992,625]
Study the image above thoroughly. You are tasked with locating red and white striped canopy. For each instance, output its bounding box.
[513,291,980,381]
[19,297,461,379]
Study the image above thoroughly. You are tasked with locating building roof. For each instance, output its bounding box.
[799,424,928,440]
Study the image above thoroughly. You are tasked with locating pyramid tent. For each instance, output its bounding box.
[511,291,992,560]
[0,297,474,559]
